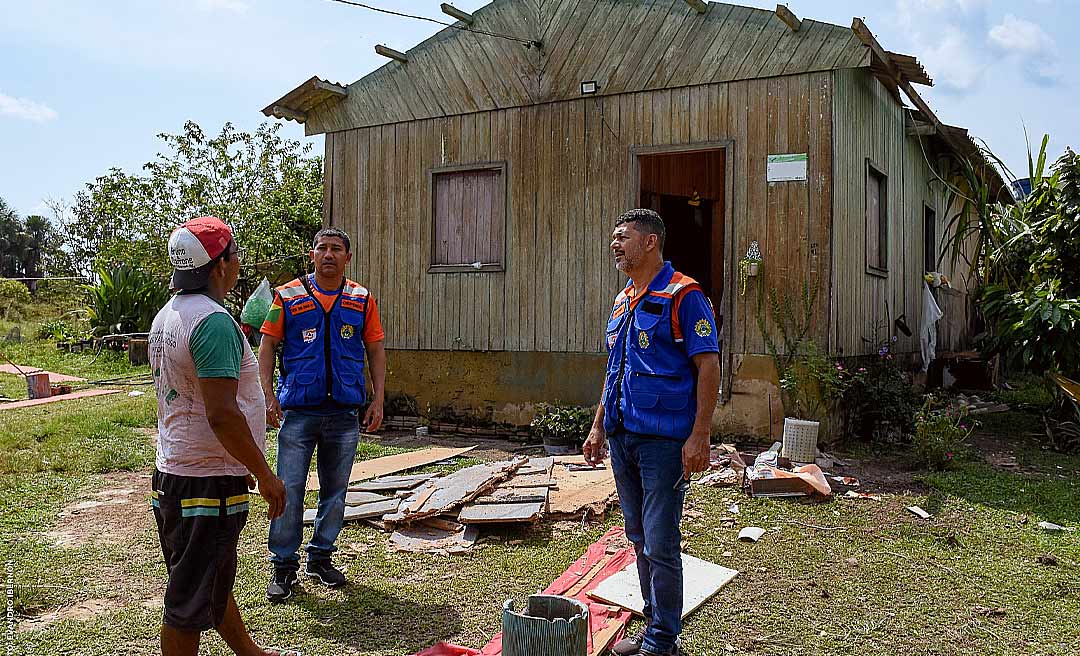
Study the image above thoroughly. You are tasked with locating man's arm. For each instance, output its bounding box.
[362,339,386,432]
[582,382,608,466]
[200,377,285,519]
[258,334,282,428]
[682,352,721,477]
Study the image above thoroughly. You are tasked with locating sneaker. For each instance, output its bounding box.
[266,569,298,603]
[640,638,686,656]
[305,560,347,588]
[612,627,647,655]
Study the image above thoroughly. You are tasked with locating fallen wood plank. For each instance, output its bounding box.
[303,497,401,524]
[458,501,544,524]
[390,520,479,554]
[346,491,391,506]
[350,476,433,492]
[384,458,526,524]
[472,490,549,505]
[306,445,477,491]
[587,553,739,618]
[0,389,120,411]
[0,364,86,383]
[548,456,617,516]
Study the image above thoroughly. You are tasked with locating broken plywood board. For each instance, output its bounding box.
[458,501,545,524]
[346,491,391,506]
[390,519,479,554]
[588,553,739,618]
[350,474,435,492]
[548,455,617,516]
[0,364,85,383]
[306,445,477,491]
[472,489,549,504]
[303,497,401,525]
[0,389,120,411]
[383,458,526,524]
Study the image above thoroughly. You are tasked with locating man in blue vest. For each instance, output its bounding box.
[584,208,720,656]
[258,227,386,603]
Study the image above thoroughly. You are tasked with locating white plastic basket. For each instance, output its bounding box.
[782,418,820,463]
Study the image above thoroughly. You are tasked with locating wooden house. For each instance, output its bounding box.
[263,0,1001,435]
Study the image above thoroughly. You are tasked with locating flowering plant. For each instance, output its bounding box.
[913,395,974,470]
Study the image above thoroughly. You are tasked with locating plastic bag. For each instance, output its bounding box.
[240,278,274,328]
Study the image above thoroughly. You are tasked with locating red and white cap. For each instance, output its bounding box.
[167,216,234,289]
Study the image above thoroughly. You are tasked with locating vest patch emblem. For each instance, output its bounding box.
[340,324,355,339]
[289,299,316,316]
[341,297,365,312]
[607,332,617,348]
[638,329,650,349]
[694,318,713,337]
[302,328,317,343]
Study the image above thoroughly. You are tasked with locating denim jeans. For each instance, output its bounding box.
[268,410,359,572]
[608,429,685,655]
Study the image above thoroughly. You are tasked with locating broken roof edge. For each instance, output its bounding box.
[261,75,348,124]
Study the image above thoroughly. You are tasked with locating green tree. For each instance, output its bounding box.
[0,198,70,292]
[64,121,323,300]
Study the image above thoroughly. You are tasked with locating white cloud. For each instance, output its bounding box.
[197,0,250,13]
[919,31,986,92]
[0,92,58,122]
[989,15,1054,54]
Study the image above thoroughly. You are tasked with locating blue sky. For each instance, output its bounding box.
[2,0,1076,217]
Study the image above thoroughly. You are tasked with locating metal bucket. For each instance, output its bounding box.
[501,594,589,656]
[26,372,51,399]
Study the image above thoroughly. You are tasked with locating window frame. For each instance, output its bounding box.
[864,158,889,277]
[427,161,508,273]
[923,202,937,274]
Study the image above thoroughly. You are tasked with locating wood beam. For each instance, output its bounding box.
[775,4,801,31]
[440,3,474,25]
[906,122,936,137]
[312,80,348,97]
[271,105,306,123]
[684,0,708,14]
[375,44,409,63]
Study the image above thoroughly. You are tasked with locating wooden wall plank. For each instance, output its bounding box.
[557,0,628,99]
[667,3,734,89]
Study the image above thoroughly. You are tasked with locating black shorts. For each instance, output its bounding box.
[151,469,250,632]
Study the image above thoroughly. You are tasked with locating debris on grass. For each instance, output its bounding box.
[1037,554,1059,566]
[1037,521,1076,532]
[907,506,932,520]
[738,527,766,542]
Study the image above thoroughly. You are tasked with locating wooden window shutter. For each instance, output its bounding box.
[431,164,506,272]
[865,161,888,275]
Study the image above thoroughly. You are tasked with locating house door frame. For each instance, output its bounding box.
[629,140,736,402]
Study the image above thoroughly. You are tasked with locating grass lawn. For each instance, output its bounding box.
[1,332,1077,655]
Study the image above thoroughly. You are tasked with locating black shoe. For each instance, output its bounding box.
[267,569,298,603]
[305,560,347,588]
[640,638,686,656]
[612,627,647,655]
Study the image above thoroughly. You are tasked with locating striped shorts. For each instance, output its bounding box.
[151,469,250,632]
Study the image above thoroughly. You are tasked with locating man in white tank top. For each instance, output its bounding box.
[149,216,294,656]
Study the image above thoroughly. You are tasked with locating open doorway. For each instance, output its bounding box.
[637,149,726,313]
[637,147,728,397]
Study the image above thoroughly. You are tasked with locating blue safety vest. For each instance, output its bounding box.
[275,275,368,410]
[602,263,699,439]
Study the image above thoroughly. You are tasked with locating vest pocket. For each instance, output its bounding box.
[628,371,690,411]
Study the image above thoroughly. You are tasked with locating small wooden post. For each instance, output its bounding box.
[128,337,149,366]
[26,372,51,399]
[775,4,801,31]
[684,0,708,13]
[440,3,474,25]
[375,45,409,63]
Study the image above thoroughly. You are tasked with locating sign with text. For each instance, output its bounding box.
[767,153,808,182]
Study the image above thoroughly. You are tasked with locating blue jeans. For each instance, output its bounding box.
[608,429,685,654]
[268,410,359,572]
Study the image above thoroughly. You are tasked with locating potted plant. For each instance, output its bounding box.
[738,241,763,296]
[531,403,593,456]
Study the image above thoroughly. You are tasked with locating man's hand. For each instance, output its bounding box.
[682,429,711,479]
[265,395,283,429]
[363,400,384,433]
[582,427,608,466]
[257,472,287,520]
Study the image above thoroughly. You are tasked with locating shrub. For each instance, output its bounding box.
[531,403,592,446]
[86,265,172,334]
[842,338,921,442]
[0,278,31,320]
[778,341,852,422]
[913,396,974,470]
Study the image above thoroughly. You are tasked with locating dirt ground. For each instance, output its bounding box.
[45,470,155,549]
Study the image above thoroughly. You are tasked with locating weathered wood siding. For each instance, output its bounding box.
[306,0,866,135]
[830,67,973,357]
[329,72,833,355]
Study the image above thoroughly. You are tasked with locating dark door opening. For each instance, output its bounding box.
[637,149,726,312]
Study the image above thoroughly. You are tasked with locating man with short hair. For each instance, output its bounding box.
[259,227,386,602]
[583,208,721,656]
[149,216,291,656]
